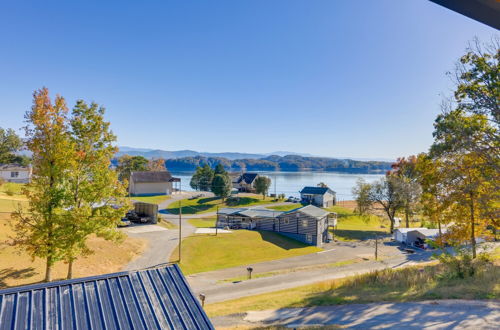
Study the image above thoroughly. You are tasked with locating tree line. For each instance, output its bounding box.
[155,155,392,173]
[353,37,499,259]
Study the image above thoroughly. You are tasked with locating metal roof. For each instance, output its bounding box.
[0,265,213,330]
[429,0,500,30]
[238,207,283,218]
[130,171,173,183]
[299,186,336,195]
[283,205,330,218]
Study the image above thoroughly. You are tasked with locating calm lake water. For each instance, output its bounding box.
[170,171,384,200]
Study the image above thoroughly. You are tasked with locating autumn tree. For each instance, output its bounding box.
[148,158,166,171]
[116,155,149,182]
[11,88,74,282]
[62,100,129,279]
[390,156,422,228]
[369,176,404,233]
[415,153,449,237]
[254,176,271,200]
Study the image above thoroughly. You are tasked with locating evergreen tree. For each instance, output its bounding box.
[254,176,271,200]
[211,174,231,200]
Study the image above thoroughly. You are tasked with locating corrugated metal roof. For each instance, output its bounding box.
[299,186,336,195]
[238,207,283,218]
[284,205,329,218]
[130,171,173,183]
[0,265,213,330]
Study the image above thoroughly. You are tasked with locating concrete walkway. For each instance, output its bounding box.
[212,300,500,329]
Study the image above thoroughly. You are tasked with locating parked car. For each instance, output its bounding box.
[118,218,131,227]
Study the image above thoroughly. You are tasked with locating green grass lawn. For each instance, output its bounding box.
[128,194,171,204]
[171,230,321,274]
[205,261,500,317]
[266,204,303,212]
[326,205,389,241]
[166,195,278,215]
[188,217,217,228]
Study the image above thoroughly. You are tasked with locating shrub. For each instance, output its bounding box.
[435,246,492,279]
[3,183,16,196]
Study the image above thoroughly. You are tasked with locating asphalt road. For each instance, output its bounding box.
[212,300,500,329]
[187,244,435,304]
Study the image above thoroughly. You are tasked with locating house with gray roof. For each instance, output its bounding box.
[232,173,259,192]
[217,204,332,246]
[0,264,213,329]
[300,186,336,207]
[129,171,180,196]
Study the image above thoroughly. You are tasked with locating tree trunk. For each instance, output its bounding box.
[405,207,409,228]
[45,258,53,282]
[67,259,74,279]
[470,193,477,259]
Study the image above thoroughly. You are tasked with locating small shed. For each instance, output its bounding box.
[133,201,159,224]
[0,265,214,329]
[393,227,420,244]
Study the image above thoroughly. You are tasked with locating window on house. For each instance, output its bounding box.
[306,234,312,242]
[302,219,308,227]
[11,172,19,178]
[283,218,289,225]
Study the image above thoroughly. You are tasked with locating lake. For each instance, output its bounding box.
[170,171,384,200]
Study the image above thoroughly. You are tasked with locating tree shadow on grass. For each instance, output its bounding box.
[0,267,38,289]
[257,230,312,251]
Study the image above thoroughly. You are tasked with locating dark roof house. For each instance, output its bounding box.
[299,186,335,195]
[299,186,336,208]
[236,173,258,185]
[0,265,213,329]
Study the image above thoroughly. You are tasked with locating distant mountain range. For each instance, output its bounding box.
[115,147,393,174]
[116,146,315,160]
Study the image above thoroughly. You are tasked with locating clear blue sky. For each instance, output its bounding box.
[0,1,497,159]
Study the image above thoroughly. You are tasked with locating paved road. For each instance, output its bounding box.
[212,300,500,329]
[188,245,434,304]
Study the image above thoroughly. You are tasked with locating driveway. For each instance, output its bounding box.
[212,300,500,329]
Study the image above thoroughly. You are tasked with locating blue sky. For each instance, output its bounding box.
[0,1,497,159]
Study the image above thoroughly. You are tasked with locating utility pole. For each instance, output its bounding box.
[274,174,277,200]
[215,206,218,236]
[375,235,378,261]
[178,201,182,262]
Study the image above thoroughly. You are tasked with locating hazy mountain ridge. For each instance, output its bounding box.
[116,146,314,160]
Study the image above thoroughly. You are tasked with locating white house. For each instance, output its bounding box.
[0,164,32,183]
[299,186,336,207]
[128,171,180,196]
